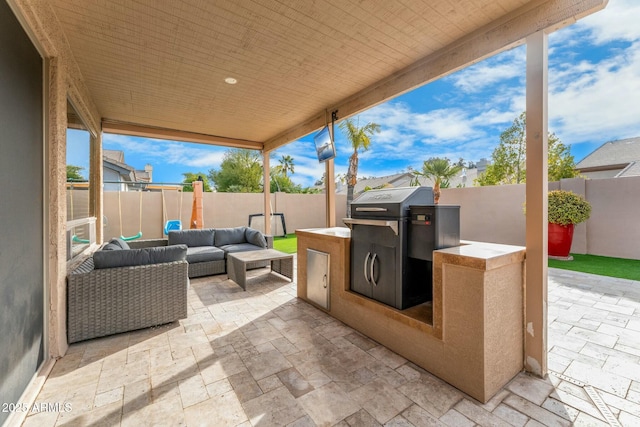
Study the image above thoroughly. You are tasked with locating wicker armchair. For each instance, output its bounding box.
[67,255,189,343]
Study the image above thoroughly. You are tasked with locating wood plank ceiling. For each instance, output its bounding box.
[49,0,605,151]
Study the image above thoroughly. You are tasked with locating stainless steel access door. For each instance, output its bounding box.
[307,249,330,310]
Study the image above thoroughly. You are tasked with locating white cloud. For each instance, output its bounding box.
[448,48,525,93]
[103,134,226,170]
[355,99,517,163]
[549,41,640,145]
[360,103,476,143]
[272,141,330,186]
[576,0,640,44]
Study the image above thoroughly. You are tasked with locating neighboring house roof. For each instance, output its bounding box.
[103,150,152,184]
[335,169,478,196]
[104,149,126,163]
[575,137,640,178]
[103,155,135,182]
[335,173,413,195]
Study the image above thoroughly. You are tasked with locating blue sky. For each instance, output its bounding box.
[68,0,640,188]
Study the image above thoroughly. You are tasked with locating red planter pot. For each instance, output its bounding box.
[548,223,574,257]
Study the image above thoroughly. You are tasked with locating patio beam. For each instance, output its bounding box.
[525,30,549,377]
[263,0,607,151]
[263,151,272,235]
[102,121,263,150]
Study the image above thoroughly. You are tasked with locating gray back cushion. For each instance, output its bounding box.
[111,237,131,250]
[93,244,187,269]
[168,229,214,247]
[102,237,131,251]
[245,228,267,248]
[214,227,247,246]
[102,242,121,251]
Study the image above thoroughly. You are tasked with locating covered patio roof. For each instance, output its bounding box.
[49,0,605,151]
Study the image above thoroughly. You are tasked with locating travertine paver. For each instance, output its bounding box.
[21,265,640,426]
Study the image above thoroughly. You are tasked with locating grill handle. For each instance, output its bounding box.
[370,253,377,287]
[342,218,399,236]
[364,252,371,283]
[355,207,387,212]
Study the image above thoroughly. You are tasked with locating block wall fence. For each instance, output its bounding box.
[67,176,640,260]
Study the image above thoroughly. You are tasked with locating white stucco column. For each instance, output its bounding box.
[325,159,336,227]
[263,151,271,235]
[90,131,103,243]
[48,57,69,357]
[525,30,548,377]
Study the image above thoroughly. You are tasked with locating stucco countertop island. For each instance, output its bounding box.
[296,227,526,403]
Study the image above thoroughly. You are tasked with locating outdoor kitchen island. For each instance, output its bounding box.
[296,227,526,403]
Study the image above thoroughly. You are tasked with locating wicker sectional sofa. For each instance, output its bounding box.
[66,227,272,343]
[67,241,189,343]
[131,227,274,278]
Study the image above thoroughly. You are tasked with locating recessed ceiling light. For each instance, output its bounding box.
[224,77,238,85]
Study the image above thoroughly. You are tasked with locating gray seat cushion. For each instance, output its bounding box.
[168,229,214,247]
[93,245,187,269]
[214,227,247,246]
[219,243,264,256]
[186,246,225,263]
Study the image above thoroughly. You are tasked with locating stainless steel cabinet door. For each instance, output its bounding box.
[307,249,330,310]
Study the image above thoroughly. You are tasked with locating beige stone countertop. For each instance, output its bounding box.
[296,227,351,239]
[434,240,526,271]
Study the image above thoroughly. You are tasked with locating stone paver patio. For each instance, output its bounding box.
[20,263,640,426]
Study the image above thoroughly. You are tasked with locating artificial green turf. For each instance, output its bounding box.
[549,254,640,281]
[273,234,297,254]
[274,236,640,280]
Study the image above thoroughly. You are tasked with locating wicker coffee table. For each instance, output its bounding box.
[227,249,294,290]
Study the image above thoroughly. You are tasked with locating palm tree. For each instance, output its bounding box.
[419,157,462,204]
[339,118,381,216]
[407,166,421,186]
[278,155,295,177]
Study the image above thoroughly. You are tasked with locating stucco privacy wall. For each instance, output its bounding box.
[586,176,640,260]
[10,0,102,358]
[439,183,527,246]
[443,176,640,260]
[101,191,348,240]
[92,176,638,259]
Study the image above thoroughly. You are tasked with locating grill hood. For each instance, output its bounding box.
[350,187,434,219]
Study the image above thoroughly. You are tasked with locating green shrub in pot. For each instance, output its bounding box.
[548,190,591,225]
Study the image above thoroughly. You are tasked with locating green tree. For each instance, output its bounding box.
[67,165,85,181]
[181,172,213,192]
[278,155,295,177]
[416,158,462,204]
[270,168,302,193]
[339,118,381,216]
[476,112,579,186]
[300,186,321,194]
[548,135,579,181]
[209,149,263,192]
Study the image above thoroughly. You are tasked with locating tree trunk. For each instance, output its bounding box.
[346,185,354,218]
[433,182,441,204]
